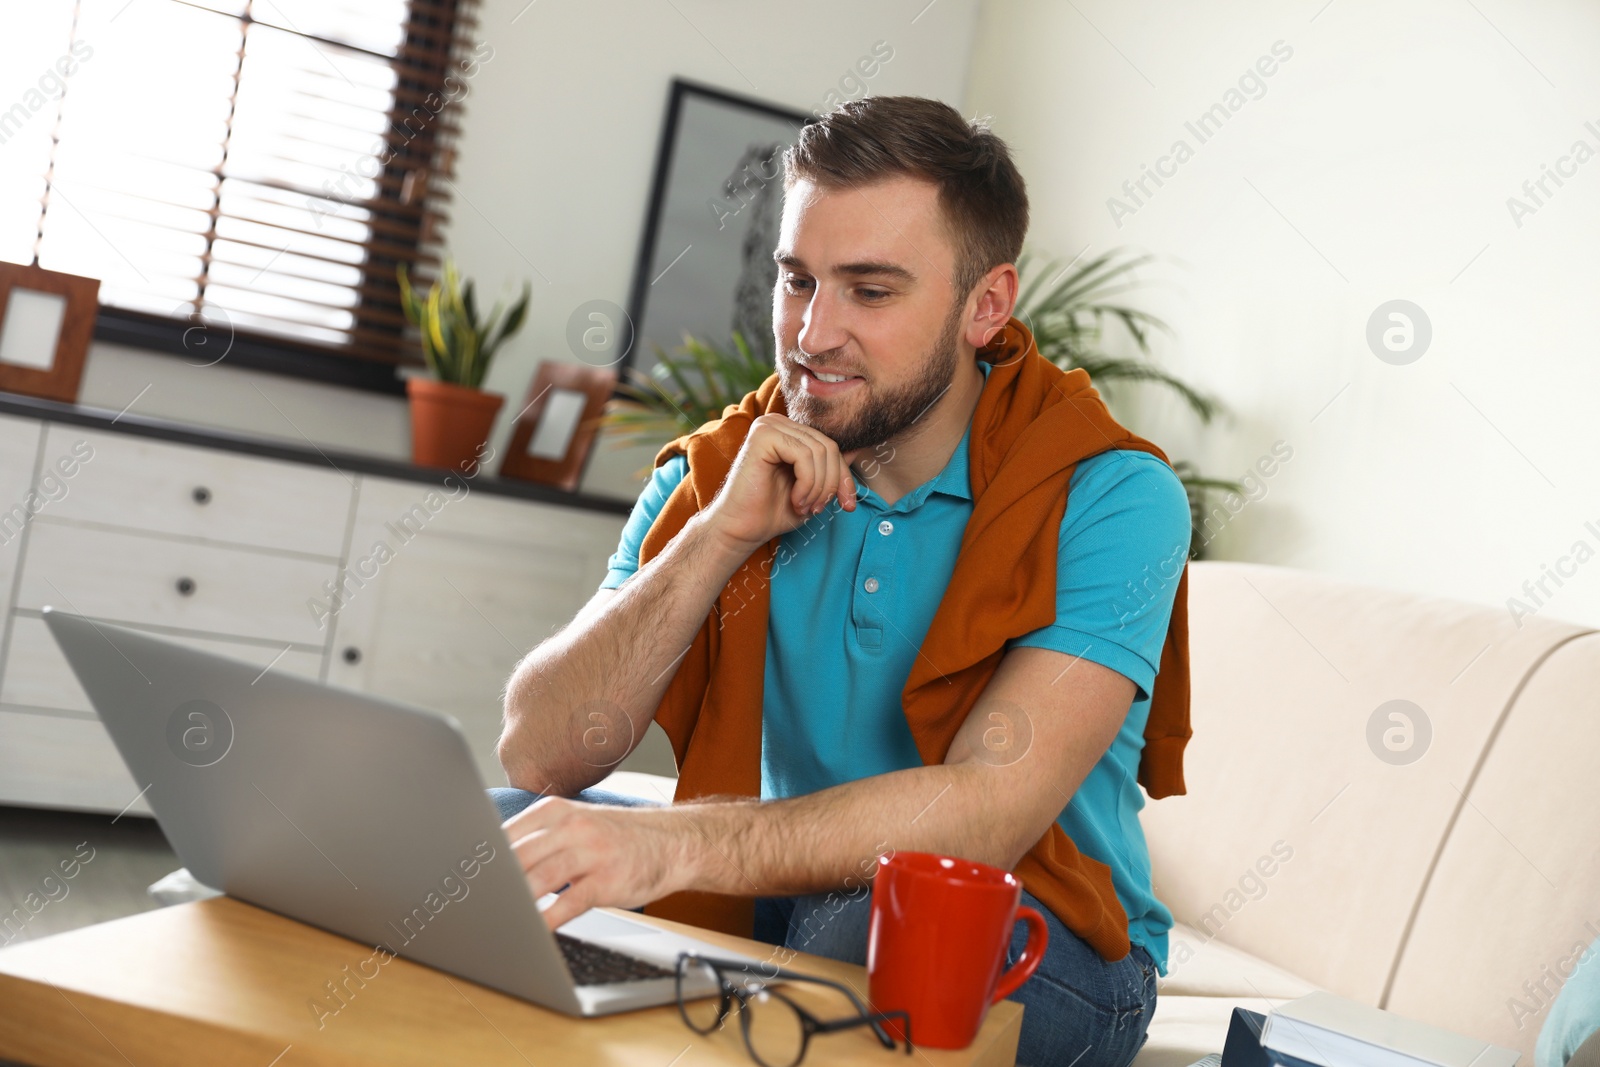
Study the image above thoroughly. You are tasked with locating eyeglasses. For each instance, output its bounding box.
[675,951,913,1067]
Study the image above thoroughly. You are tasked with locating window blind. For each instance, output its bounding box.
[0,0,482,371]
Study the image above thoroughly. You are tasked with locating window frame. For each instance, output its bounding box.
[32,0,482,397]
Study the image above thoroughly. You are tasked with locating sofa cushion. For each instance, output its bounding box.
[1159,923,1317,999]
[1141,563,1588,1004]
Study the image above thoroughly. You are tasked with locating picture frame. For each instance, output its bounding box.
[0,262,100,404]
[622,78,813,382]
[499,361,618,491]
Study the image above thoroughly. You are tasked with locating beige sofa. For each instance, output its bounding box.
[1135,562,1598,1066]
[608,561,1600,1065]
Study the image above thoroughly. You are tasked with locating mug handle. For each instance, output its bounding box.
[991,906,1050,1003]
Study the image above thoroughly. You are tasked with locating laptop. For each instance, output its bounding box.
[42,606,772,1016]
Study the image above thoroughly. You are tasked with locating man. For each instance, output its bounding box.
[495,95,1191,1067]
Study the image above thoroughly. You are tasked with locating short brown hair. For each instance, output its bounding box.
[781,95,1029,305]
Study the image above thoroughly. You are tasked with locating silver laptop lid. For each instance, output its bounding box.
[41,606,585,1013]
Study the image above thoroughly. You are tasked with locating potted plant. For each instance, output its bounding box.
[397,258,530,471]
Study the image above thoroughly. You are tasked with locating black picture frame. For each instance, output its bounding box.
[621,78,814,385]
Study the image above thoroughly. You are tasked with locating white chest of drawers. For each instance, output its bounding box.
[0,401,646,817]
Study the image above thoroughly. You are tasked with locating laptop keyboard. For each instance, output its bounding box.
[555,932,674,986]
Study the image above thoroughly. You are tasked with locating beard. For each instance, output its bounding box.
[778,297,965,454]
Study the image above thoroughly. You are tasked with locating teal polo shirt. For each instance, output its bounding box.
[599,360,1191,973]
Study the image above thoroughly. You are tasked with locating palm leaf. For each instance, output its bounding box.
[1017,247,1220,424]
[652,339,711,415]
[605,329,776,447]
[1016,246,1238,558]
[1067,355,1222,423]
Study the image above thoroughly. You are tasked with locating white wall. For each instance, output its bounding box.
[966,0,1600,629]
[76,0,986,497]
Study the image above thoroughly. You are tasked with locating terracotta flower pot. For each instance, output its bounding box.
[406,378,504,472]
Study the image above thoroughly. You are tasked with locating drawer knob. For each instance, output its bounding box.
[175,577,196,597]
[192,486,212,505]
[342,646,362,665]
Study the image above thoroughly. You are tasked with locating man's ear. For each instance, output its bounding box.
[965,262,1020,349]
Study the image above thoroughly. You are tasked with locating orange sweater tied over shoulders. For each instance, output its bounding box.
[634,316,1191,963]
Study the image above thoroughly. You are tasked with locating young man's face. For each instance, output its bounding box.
[771,174,972,454]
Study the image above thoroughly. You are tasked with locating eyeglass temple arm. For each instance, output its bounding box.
[811,1009,913,1051]
[764,970,909,1051]
[697,957,913,1051]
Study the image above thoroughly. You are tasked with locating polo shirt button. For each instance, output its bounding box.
[878,520,894,535]
[864,577,880,593]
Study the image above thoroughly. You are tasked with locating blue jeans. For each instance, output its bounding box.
[489,786,1157,1067]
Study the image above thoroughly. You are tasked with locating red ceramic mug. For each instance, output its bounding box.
[866,851,1049,1049]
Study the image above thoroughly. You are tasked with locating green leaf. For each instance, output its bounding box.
[396,263,420,325]
[1011,244,1238,544]
[1069,355,1223,423]
[485,283,531,361]
[599,330,776,442]
[394,257,533,386]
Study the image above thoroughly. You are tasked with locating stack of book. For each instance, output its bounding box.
[1211,993,1519,1067]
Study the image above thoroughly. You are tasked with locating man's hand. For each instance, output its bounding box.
[700,414,865,553]
[504,797,701,931]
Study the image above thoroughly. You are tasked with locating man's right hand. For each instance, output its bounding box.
[699,414,865,554]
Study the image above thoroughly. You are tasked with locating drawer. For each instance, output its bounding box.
[0,709,152,816]
[17,522,338,647]
[39,425,353,558]
[1,615,325,715]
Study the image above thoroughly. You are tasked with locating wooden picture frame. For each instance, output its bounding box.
[499,361,617,491]
[0,262,100,403]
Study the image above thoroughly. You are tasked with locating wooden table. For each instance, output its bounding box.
[0,897,1022,1066]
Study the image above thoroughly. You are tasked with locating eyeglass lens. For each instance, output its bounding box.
[677,956,727,1033]
[742,987,808,1067]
